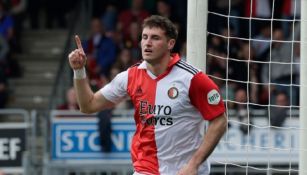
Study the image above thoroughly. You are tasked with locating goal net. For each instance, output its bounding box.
[187,0,306,174]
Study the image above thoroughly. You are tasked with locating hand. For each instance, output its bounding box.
[68,35,87,70]
[177,164,198,175]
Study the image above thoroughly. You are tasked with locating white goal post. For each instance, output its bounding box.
[187,0,207,72]
[299,0,307,174]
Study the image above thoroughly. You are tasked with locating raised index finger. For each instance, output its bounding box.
[75,35,84,51]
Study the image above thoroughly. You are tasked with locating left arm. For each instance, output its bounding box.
[177,113,227,175]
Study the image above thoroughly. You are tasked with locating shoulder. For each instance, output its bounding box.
[190,72,219,92]
[174,60,200,76]
[126,61,142,73]
[114,70,128,80]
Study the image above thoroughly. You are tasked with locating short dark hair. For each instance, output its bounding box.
[142,15,178,40]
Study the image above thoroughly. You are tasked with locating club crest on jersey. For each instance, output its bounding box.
[207,89,221,105]
[167,87,179,99]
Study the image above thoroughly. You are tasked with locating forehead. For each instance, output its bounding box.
[142,27,165,36]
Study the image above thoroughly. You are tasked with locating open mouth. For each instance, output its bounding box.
[144,49,153,53]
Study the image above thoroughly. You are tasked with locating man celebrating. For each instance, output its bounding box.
[68,15,227,175]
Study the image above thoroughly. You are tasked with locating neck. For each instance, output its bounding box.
[146,54,171,76]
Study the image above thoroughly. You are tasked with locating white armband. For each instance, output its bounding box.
[73,67,86,79]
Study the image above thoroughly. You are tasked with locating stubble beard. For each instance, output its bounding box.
[143,50,169,65]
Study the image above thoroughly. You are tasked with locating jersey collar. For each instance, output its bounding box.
[138,53,180,69]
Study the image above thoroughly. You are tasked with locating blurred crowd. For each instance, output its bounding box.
[84,0,187,91]
[0,0,78,109]
[58,0,301,128]
[0,1,300,173]
[206,0,300,127]
[0,0,298,128]
[0,0,26,109]
[58,0,188,110]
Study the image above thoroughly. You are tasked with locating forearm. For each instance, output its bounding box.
[74,77,115,113]
[74,78,96,113]
[69,35,115,114]
[188,114,227,168]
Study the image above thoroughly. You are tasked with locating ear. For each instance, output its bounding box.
[168,39,176,50]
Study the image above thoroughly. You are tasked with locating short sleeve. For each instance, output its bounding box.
[189,72,225,120]
[100,71,128,104]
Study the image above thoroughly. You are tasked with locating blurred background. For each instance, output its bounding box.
[0,0,301,174]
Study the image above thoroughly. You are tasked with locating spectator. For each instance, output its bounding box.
[156,0,176,22]
[109,65,121,81]
[0,63,8,108]
[118,0,150,40]
[207,0,243,36]
[113,48,134,72]
[281,0,301,37]
[244,0,272,19]
[122,21,142,61]
[243,0,272,37]
[252,23,271,61]
[0,1,22,78]
[234,89,252,135]
[9,0,26,52]
[229,42,257,90]
[155,0,184,52]
[97,109,112,152]
[84,18,117,89]
[206,35,228,76]
[166,0,187,27]
[57,87,79,110]
[0,1,14,42]
[0,35,9,62]
[270,91,289,127]
[262,24,300,105]
[101,3,118,38]
[293,43,301,85]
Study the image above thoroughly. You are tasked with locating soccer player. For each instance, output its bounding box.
[68,15,227,175]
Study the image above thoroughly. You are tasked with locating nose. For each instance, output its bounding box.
[144,38,152,47]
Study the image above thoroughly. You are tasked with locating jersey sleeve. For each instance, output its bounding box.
[100,71,128,104]
[189,72,225,121]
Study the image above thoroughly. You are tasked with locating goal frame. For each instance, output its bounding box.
[299,0,307,174]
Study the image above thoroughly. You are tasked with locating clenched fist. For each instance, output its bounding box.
[68,35,87,70]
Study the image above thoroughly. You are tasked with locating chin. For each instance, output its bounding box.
[143,57,155,64]
[143,57,152,63]
[143,56,153,61]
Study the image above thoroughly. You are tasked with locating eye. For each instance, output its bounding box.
[152,36,160,40]
[142,35,148,39]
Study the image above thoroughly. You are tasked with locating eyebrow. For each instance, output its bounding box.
[142,33,161,38]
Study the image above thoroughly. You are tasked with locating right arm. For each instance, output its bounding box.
[74,78,115,114]
[69,35,115,114]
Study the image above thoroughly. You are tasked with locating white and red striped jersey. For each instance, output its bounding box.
[100,54,225,175]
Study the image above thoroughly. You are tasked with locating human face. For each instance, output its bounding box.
[91,18,103,34]
[141,27,175,64]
